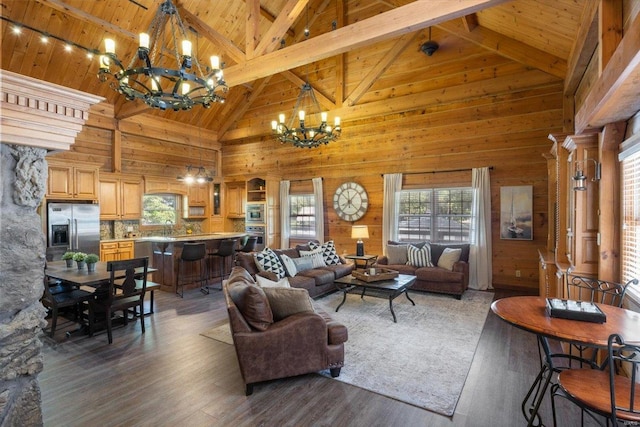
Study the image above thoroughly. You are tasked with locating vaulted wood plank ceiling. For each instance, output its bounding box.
[1,0,589,143]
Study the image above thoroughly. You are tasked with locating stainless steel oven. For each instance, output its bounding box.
[245,225,265,251]
[246,203,265,224]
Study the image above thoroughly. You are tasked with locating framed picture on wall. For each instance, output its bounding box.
[500,185,533,240]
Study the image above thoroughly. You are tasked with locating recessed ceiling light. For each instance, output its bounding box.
[40,34,49,44]
[64,44,72,52]
[12,26,21,34]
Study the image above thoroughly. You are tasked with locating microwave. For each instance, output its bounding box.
[246,203,265,223]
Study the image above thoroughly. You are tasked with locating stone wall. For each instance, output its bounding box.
[0,144,48,426]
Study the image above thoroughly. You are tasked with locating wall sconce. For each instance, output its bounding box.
[572,158,601,191]
[351,225,369,256]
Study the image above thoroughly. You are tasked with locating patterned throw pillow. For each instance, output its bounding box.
[309,240,341,265]
[299,249,327,268]
[253,248,286,280]
[407,244,434,268]
[279,254,298,277]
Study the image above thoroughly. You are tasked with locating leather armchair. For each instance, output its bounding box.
[223,269,347,395]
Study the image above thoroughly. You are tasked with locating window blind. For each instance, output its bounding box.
[621,148,640,290]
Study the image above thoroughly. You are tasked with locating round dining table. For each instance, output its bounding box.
[491,296,640,427]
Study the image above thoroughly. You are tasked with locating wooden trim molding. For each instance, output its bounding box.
[0,70,103,151]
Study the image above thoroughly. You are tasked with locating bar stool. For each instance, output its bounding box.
[208,239,238,290]
[235,236,258,256]
[176,242,207,298]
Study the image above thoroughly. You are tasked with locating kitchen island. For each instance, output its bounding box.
[141,233,247,293]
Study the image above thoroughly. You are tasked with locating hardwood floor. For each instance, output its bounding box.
[40,289,595,426]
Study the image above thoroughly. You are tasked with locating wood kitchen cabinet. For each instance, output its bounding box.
[100,240,134,262]
[46,161,99,200]
[225,182,246,218]
[99,173,143,220]
[184,183,210,218]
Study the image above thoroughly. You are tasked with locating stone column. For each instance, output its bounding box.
[0,144,48,426]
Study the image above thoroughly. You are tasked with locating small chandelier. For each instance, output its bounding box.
[272,83,341,148]
[97,0,227,111]
[177,165,213,184]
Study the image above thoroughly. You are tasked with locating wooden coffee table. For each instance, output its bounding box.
[334,274,416,322]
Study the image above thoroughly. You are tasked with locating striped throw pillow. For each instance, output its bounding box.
[407,244,433,268]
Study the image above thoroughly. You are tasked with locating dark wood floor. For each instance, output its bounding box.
[39,288,596,426]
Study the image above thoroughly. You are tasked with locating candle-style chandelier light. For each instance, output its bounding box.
[271,82,342,148]
[97,0,227,111]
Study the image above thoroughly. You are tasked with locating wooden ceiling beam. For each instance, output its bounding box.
[345,32,420,107]
[256,3,295,37]
[178,5,246,65]
[461,14,479,32]
[436,20,567,79]
[246,0,261,60]
[564,0,599,95]
[255,0,309,57]
[225,0,509,87]
[575,10,640,133]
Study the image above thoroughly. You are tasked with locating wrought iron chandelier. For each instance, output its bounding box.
[97,0,227,111]
[272,83,341,148]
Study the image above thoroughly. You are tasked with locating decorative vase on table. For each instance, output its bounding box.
[85,254,99,272]
[66,259,74,268]
[76,261,86,270]
[87,262,96,272]
[72,252,87,270]
[62,251,75,268]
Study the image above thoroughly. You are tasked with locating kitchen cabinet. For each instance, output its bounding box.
[100,240,134,262]
[99,173,143,220]
[144,177,187,195]
[225,182,246,218]
[46,162,99,200]
[184,183,209,218]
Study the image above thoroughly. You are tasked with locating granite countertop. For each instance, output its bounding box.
[101,232,246,244]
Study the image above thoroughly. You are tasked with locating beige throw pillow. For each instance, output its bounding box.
[256,275,291,288]
[437,248,462,270]
[262,287,315,321]
[386,244,408,265]
[227,282,273,331]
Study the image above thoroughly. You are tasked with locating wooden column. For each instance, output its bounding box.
[598,121,625,281]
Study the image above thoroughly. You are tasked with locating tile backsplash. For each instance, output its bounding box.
[100,219,205,240]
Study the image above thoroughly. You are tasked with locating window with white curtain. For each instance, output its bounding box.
[289,194,316,238]
[397,188,473,243]
[621,145,640,301]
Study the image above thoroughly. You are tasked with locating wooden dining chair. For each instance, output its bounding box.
[41,272,94,338]
[551,333,640,426]
[87,257,148,344]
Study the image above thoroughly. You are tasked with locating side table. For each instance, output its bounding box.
[344,254,378,270]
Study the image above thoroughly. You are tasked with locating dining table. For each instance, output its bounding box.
[491,296,640,427]
[45,260,160,315]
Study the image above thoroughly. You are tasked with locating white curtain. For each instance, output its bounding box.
[382,173,403,255]
[280,180,290,249]
[469,167,493,290]
[312,177,325,244]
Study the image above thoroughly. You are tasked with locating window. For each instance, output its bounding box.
[289,194,316,238]
[621,141,640,302]
[142,194,179,226]
[397,188,472,243]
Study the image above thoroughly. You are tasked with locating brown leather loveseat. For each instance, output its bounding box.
[376,242,470,299]
[223,266,348,395]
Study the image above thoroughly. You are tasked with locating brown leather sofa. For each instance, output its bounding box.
[235,242,354,298]
[223,267,348,395]
[376,242,470,299]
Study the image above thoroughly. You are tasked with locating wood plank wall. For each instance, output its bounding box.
[48,80,564,292]
[224,79,565,291]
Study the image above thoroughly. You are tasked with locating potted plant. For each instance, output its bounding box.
[72,252,87,270]
[62,251,76,268]
[85,253,99,272]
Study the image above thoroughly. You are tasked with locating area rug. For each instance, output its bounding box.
[200,322,234,345]
[314,289,494,417]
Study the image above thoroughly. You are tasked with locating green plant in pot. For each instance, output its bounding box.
[72,252,87,269]
[62,251,76,268]
[85,253,99,272]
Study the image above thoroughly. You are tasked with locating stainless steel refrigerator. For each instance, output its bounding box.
[47,202,100,261]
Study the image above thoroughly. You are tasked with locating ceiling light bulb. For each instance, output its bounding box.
[64,44,72,52]
[139,33,150,49]
[184,175,194,184]
[40,35,49,44]
[210,55,220,69]
[182,82,190,95]
[87,52,94,60]
[104,38,115,54]
[181,40,192,57]
[12,26,21,34]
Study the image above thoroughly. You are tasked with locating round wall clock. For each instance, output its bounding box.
[333,181,369,222]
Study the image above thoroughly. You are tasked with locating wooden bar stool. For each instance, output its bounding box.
[176,243,207,297]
